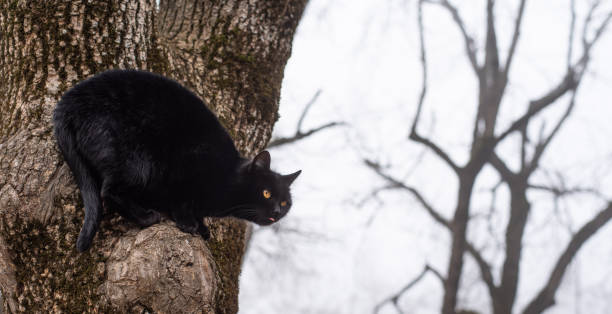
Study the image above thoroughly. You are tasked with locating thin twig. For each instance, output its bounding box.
[409,0,461,175]
[425,0,480,76]
[267,90,345,148]
[373,264,445,314]
[503,0,527,77]
[297,89,322,132]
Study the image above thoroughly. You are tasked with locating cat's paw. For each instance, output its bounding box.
[177,222,198,235]
[197,224,211,240]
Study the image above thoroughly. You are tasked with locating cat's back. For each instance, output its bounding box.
[56,69,212,122]
[54,69,238,164]
[55,70,230,141]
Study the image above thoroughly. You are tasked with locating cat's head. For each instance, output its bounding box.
[232,151,301,226]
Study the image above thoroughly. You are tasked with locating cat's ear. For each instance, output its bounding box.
[282,170,301,186]
[250,150,271,171]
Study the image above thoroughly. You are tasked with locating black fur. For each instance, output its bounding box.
[53,69,301,252]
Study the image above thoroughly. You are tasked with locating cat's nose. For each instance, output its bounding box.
[273,204,281,214]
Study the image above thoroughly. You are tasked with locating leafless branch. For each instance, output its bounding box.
[373,264,445,314]
[528,184,604,199]
[355,184,397,209]
[489,153,515,182]
[465,242,497,298]
[581,0,602,49]
[485,180,505,249]
[365,159,451,228]
[495,71,577,144]
[366,158,497,295]
[484,0,500,74]
[496,4,612,146]
[409,0,461,175]
[567,0,577,69]
[268,121,344,147]
[523,202,612,314]
[576,9,612,75]
[526,91,576,174]
[297,89,322,131]
[503,0,527,77]
[424,0,480,76]
[267,90,345,148]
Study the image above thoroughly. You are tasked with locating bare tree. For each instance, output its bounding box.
[268,89,344,148]
[0,0,306,312]
[370,0,612,313]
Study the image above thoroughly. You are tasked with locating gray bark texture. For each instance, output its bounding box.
[0,0,307,312]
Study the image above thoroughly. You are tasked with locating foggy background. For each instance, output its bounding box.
[239,0,612,313]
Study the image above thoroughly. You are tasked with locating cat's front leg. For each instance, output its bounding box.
[172,207,198,233]
[197,221,211,240]
[172,207,209,240]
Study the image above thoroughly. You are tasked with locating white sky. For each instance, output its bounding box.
[240,1,612,313]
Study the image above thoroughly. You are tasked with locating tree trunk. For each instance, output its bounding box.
[0,0,306,312]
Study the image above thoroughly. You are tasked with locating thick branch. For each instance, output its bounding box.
[365,159,497,297]
[484,0,500,76]
[523,202,612,314]
[489,153,516,182]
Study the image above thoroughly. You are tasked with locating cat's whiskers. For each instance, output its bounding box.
[220,203,258,215]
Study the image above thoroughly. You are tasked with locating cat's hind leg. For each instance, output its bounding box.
[101,179,161,227]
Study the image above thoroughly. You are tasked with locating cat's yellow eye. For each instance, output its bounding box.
[280,201,287,207]
[262,189,271,199]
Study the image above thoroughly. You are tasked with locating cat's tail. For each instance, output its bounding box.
[53,108,102,252]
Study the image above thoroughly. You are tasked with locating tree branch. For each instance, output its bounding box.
[484,0,500,75]
[503,0,527,77]
[495,71,577,144]
[373,264,445,314]
[567,0,577,70]
[409,0,461,175]
[267,90,345,148]
[364,159,451,228]
[297,89,322,132]
[526,91,576,174]
[523,202,612,314]
[365,159,497,297]
[489,153,516,182]
[576,8,612,76]
[496,4,612,146]
[425,0,480,76]
[268,122,344,148]
[528,184,604,199]
[465,242,498,299]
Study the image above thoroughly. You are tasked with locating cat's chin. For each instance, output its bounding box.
[252,217,278,226]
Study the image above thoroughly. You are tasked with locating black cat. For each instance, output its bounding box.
[53,69,300,252]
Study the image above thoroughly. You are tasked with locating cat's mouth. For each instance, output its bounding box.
[256,217,277,226]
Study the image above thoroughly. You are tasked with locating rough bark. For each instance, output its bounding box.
[0,0,306,312]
